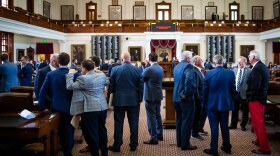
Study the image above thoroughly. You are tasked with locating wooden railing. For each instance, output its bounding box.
[1,6,280,33]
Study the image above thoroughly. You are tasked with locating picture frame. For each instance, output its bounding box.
[133,6,146,20]
[181,5,194,20]
[273,1,280,18]
[109,5,122,20]
[183,44,200,56]
[71,44,86,65]
[252,6,264,20]
[43,1,50,18]
[205,6,217,20]
[61,5,74,20]
[112,0,118,5]
[240,45,255,64]
[128,46,142,62]
[17,49,25,61]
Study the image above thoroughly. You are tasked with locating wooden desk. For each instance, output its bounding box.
[0,112,60,156]
[266,95,280,125]
[162,78,176,128]
[159,62,173,78]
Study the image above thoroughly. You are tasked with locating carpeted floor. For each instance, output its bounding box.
[70,97,280,156]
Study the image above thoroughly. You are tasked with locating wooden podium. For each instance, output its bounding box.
[162,78,176,128]
[158,62,173,78]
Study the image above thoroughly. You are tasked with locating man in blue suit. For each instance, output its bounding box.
[39,52,74,156]
[142,53,164,145]
[34,54,58,105]
[202,54,235,155]
[0,53,19,92]
[173,51,197,151]
[17,56,33,86]
[109,52,144,152]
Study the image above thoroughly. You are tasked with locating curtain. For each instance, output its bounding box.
[36,43,53,54]
[150,39,176,57]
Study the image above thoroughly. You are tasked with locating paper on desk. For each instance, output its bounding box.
[71,115,81,129]
[19,109,36,119]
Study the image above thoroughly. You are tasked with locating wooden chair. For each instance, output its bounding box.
[0,92,34,112]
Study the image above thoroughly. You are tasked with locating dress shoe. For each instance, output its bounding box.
[251,149,271,155]
[228,126,237,129]
[181,145,197,150]
[252,141,259,146]
[198,130,208,136]
[203,149,218,155]
[143,139,158,145]
[130,147,137,151]
[241,126,246,131]
[191,134,204,141]
[108,145,120,152]
[158,136,163,141]
[221,146,231,154]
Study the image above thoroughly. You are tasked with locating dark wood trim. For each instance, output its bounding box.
[133,5,146,20]
[229,1,240,20]
[86,1,97,21]
[252,6,264,20]
[155,1,171,21]
[27,0,34,13]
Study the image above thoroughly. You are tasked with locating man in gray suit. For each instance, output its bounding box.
[109,52,144,152]
[142,53,164,145]
[66,60,109,156]
[229,56,251,131]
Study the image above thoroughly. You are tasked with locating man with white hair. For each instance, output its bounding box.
[109,52,144,152]
[246,50,271,155]
[173,51,197,150]
[229,56,251,131]
[34,53,59,107]
[202,54,235,155]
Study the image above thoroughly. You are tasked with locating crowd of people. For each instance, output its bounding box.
[0,49,272,155]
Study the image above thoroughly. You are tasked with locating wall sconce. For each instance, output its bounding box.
[246,21,250,24]
[213,21,216,24]
[244,24,248,26]
[72,21,75,24]
[82,24,86,27]
[80,21,83,24]
[210,24,214,26]
[89,21,92,24]
[205,21,208,24]
[74,24,78,27]
[252,24,256,26]
[106,21,110,24]
[236,24,240,27]
[118,24,122,27]
[221,21,225,24]
[218,24,222,27]
[109,24,113,27]
[100,24,104,27]
[115,21,118,24]
[238,21,241,24]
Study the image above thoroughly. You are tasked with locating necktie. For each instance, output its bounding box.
[200,69,205,78]
[236,69,242,92]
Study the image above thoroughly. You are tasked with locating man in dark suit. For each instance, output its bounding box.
[142,53,164,145]
[202,54,235,155]
[17,56,33,86]
[229,56,251,131]
[34,54,58,103]
[191,55,205,140]
[204,60,213,70]
[39,52,74,156]
[109,52,143,152]
[247,50,271,155]
[173,51,197,151]
[0,53,19,92]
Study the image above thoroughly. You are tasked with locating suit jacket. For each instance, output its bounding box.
[18,63,33,86]
[34,65,51,99]
[232,67,251,99]
[0,60,19,92]
[66,71,109,115]
[108,63,121,77]
[39,67,73,114]
[142,63,164,102]
[193,66,204,101]
[70,63,78,70]
[202,66,235,111]
[109,62,144,106]
[173,61,197,102]
[246,61,269,105]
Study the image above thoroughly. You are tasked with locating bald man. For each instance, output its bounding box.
[108,52,144,152]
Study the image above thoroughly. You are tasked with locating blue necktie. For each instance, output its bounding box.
[236,69,242,92]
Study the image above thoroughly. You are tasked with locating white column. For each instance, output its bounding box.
[58,40,66,53]
[176,39,182,61]
[259,39,267,63]
[145,38,151,59]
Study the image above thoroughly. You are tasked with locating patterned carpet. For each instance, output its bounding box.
[70,98,280,156]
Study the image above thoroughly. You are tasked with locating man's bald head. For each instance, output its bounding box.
[121,52,131,62]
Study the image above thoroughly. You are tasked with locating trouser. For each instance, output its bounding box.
[198,104,207,132]
[230,93,249,127]
[58,113,74,156]
[113,105,140,149]
[145,100,163,141]
[192,98,202,136]
[249,101,271,151]
[81,110,108,156]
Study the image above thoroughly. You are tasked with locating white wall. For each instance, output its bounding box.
[14,0,272,20]
[14,34,60,62]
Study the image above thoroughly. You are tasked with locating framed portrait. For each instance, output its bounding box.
[61,5,74,20]
[183,44,200,56]
[112,0,118,5]
[17,49,25,61]
[273,2,280,18]
[109,5,122,20]
[240,45,255,63]
[205,6,217,20]
[71,44,86,65]
[252,6,263,20]
[133,6,146,20]
[129,46,142,62]
[43,1,50,18]
[181,5,194,20]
